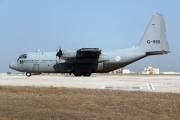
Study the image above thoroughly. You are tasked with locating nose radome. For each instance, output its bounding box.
[9,61,18,70]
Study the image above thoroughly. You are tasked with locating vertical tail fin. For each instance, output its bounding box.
[138,13,170,55]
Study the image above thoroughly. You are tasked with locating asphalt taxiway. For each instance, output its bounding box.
[0,75,180,93]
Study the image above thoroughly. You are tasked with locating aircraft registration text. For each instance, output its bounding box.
[147,40,160,44]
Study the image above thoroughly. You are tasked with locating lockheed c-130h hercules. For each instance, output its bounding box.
[10,13,170,77]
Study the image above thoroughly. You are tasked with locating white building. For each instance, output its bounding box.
[0,73,7,76]
[142,66,159,74]
[122,69,130,74]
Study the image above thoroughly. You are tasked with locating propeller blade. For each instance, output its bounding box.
[56,45,63,59]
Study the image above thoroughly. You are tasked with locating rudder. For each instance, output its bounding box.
[138,13,169,55]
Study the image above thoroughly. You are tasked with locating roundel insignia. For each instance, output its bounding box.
[115,56,121,61]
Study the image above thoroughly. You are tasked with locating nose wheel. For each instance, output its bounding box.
[26,72,31,77]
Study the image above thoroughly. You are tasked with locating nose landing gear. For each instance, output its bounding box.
[26,72,31,77]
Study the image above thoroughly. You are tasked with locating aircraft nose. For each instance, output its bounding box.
[9,61,18,70]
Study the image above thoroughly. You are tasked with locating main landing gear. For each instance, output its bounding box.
[26,72,31,77]
[73,73,91,77]
[82,73,91,76]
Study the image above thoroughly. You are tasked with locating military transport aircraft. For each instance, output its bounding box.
[9,13,170,77]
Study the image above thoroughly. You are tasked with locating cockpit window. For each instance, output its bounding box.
[18,54,27,60]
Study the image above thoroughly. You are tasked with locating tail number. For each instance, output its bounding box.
[147,40,160,44]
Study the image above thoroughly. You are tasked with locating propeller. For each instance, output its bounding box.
[56,45,63,60]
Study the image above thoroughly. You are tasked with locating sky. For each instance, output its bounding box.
[0,0,180,73]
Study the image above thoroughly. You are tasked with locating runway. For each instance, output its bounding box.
[0,75,180,93]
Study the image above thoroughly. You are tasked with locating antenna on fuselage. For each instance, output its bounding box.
[34,49,41,53]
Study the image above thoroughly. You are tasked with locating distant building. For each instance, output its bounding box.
[142,66,159,74]
[109,69,120,74]
[160,72,180,74]
[7,72,11,75]
[122,69,130,74]
[0,73,7,76]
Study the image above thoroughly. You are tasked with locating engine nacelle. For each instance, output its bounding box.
[61,50,77,59]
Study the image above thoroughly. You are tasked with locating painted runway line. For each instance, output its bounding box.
[104,86,142,90]
[147,83,154,89]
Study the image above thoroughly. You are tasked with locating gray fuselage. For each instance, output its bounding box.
[10,47,146,74]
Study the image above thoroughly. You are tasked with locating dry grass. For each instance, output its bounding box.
[0,86,179,120]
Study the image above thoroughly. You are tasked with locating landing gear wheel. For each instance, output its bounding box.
[83,73,91,77]
[73,73,82,76]
[26,72,31,77]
